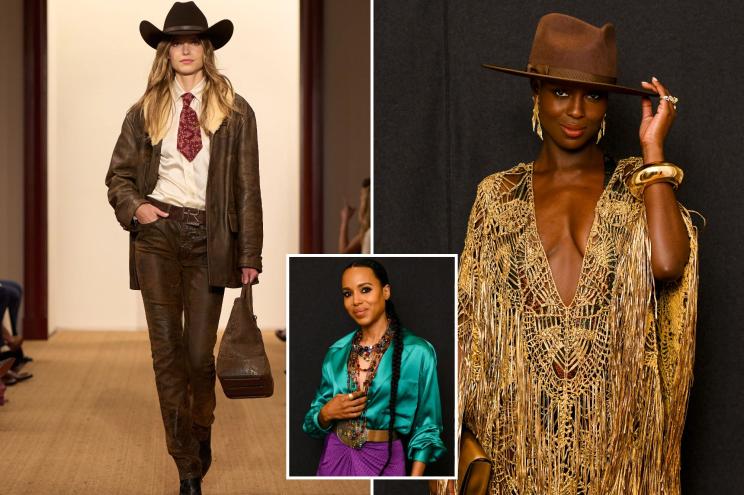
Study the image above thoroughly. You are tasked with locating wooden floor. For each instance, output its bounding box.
[0,331,369,495]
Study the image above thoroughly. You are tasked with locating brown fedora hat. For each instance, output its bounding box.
[484,13,655,96]
[140,1,233,50]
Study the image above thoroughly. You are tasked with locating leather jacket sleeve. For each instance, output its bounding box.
[105,111,149,231]
[234,105,263,270]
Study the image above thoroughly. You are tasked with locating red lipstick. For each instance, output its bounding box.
[560,124,585,139]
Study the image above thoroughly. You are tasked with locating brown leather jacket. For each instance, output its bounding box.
[105,94,262,290]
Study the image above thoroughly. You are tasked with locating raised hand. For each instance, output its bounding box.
[340,202,356,223]
[639,77,677,163]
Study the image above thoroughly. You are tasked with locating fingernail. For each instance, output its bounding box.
[642,81,649,84]
[652,76,658,82]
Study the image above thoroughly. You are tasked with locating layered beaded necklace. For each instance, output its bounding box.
[337,324,393,449]
[348,325,393,392]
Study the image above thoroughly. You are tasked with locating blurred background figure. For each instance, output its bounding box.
[0,280,23,336]
[0,357,15,405]
[1,323,33,386]
[0,280,33,389]
[338,178,370,254]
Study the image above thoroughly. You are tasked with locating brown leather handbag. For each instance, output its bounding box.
[216,284,274,398]
[458,429,493,495]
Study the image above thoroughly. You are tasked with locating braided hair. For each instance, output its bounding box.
[343,259,404,475]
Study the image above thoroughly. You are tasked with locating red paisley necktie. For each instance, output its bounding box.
[177,92,202,162]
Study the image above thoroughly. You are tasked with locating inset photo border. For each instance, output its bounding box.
[286,255,457,480]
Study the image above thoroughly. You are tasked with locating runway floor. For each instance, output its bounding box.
[0,330,369,495]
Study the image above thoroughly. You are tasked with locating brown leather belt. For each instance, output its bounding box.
[365,429,398,442]
[147,197,206,225]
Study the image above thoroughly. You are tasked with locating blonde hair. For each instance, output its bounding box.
[134,38,236,143]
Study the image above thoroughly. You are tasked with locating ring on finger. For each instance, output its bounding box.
[660,94,679,110]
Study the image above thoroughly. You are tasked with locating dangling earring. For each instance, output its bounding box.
[596,115,606,144]
[532,96,543,140]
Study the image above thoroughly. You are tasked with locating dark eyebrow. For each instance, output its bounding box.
[341,282,373,290]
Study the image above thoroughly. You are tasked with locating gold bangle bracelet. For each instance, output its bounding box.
[627,162,684,199]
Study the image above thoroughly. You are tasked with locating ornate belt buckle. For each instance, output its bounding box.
[182,207,201,226]
[336,419,367,449]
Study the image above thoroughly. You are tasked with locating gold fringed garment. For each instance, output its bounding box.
[452,157,698,495]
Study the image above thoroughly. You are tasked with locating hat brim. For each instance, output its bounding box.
[139,19,234,50]
[483,64,656,97]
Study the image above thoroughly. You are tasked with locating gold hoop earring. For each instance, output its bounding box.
[596,115,606,144]
[532,96,543,140]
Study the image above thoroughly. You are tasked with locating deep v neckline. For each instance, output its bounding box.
[526,162,615,308]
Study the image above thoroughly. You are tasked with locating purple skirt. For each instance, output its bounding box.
[317,431,406,476]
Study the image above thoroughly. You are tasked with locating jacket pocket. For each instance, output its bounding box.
[135,217,162,232]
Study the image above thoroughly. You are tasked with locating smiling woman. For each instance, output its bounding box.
[534,82,607,146]
[302,259,446,477]
[290,257,455,478]
[448,12,699,495]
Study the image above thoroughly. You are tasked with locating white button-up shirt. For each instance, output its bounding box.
[149,77,211,209]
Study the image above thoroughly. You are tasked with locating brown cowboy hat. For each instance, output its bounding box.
[139,1,233,50]
[484,13,655,97]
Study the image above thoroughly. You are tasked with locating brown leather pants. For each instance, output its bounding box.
[134,218,224,480]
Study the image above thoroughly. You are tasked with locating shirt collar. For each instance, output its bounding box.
[173,76,206,103]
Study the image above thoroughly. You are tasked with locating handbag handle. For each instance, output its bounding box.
[241,283,255,316]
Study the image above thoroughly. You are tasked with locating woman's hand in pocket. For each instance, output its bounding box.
[135,203,168,224]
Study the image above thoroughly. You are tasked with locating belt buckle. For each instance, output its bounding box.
[336,419,367,449]
[182,207,201,226]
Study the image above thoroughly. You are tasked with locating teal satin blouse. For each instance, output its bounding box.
[302,328,446,465]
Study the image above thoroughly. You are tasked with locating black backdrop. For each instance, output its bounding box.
[288,256,455,477]
[374,1,744,493]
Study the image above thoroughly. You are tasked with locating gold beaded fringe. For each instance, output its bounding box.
[441,157,698,495]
